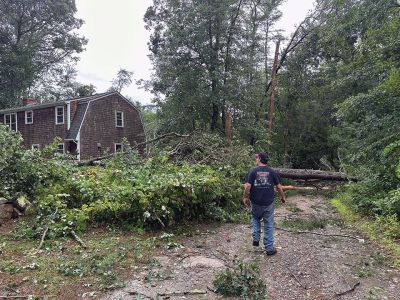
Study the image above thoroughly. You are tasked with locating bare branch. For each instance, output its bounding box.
[77,132,191,166]
[334,282,361,297]
[275,227,362,240]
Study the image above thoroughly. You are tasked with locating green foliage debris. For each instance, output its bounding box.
[213,260,267,300]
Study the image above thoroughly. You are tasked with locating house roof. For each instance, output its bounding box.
[65,102,89,140]
[0,92,113,114]
[0,91,144,143]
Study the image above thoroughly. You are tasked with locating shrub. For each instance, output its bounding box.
[0,125,77,200]
[0,125,34,198]
[213,260,267,300]
[20,153,243,238]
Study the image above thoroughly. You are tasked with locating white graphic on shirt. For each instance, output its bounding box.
[254,172,271,187]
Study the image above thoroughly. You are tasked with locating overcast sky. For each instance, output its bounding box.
[75,0,315,105]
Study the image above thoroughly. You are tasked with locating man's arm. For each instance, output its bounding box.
[276,183,286,204]
[242,183,251,207]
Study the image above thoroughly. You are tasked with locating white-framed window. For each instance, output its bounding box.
[4,113,17,131]
[57,143,65,154]
[25,110,33,124]
[115,111,124,127]
[55,106,64,124]
[115,143,123,152]
[31,144,40,150]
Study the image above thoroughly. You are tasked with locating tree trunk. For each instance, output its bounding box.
[268,40,280,136]
[211,102,219,131]
[224,110,233,140]
[282,95,295,167]
[221,0,244,129]
[275,168,357,181]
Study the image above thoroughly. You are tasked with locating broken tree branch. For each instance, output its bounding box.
[288,269,307,289]
[262,1,334,101]
[157,290,207,297]
[128,291,155,299]
[71,230,87,248]
[78,132,191,166]
[38,226,49,250]
[152,210,166,229]
[275,168,357,181]
[136,132,191,148]
[281,185,332,191]
[334,282,360,297]
[275,227,361,240]
[0,296,37,299]
[38,207,58,250]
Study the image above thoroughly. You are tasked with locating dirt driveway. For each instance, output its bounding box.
[104,195,399,299]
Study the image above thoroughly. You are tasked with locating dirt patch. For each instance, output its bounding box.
[103,195,400,300]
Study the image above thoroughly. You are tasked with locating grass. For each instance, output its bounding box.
[0,231,137,298]
[286,203,303,213]
[0,221,190,299]
[357,268,374,278]
[331,196,400,267]
[280,217,329,231]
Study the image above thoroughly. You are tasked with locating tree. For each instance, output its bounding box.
[144,0,284,134]
[30,62,96,102]
[108,68,134,93]
[76,84,96,97]
[0,0,87,109]
[270,0,399,217]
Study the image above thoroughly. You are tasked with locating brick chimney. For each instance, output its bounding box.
[22,97,37,106]
[70,100,78,120]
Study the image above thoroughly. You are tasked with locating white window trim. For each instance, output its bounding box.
[25,110,33,124]
[4,113,17,132]
[31,144,40,150]
[55,106,64,124]
[57,143,65,154]
[114,143,123,153]
[115,111,124,128]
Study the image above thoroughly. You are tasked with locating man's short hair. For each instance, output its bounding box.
[257,152,269,164]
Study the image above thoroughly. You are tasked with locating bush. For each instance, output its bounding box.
[213,260,267,299]
[0,125,33,198]
[6,131,254,239]
[20,153,243,238]
[0,124,77,200]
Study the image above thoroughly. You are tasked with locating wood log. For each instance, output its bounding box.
[275,168,357,182]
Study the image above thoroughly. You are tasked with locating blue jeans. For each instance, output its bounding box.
[251,202,274,251]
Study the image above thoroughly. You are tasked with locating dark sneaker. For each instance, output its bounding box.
[252,240,259,247]
[266,248,277,256]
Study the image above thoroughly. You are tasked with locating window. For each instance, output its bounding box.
[57,143,65,154]
[115,143,123,152]
[115,111,124,127]
[55,106,64,124]
[4,113,17,131]
[31,144,40,151]
[25,111,33,124]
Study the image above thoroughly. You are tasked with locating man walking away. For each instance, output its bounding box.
[243,152,286,255]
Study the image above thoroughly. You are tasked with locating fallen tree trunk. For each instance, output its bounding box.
[275,168,357,182]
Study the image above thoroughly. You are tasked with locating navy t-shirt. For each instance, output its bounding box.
[245,166,281,206]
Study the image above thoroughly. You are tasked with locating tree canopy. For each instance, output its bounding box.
[144,0,284,136]
[0,0,87,108]
[144,0,400,219]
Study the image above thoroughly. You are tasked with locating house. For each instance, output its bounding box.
[0,92,146,160]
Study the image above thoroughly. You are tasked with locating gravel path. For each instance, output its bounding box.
[103,195,400,300]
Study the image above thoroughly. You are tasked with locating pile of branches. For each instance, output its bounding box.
[80,131,252,167]
[80,131,356,182]
[163,132,252,165]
